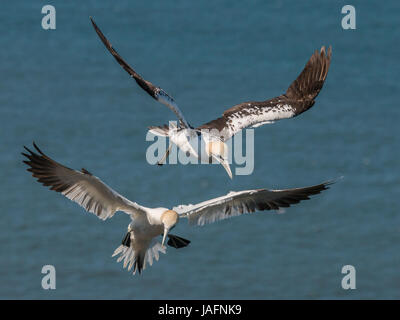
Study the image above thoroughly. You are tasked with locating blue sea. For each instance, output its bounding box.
[1,0,399,299]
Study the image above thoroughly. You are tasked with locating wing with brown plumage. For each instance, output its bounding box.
[198,46,332,140]
[285,46,332,102]
[90,17,189,127]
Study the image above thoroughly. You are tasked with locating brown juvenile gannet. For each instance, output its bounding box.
[89,18,331,179]
[22,143,335,275]
[90,17,331,179]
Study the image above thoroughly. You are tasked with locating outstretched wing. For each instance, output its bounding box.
[90,17,189,127]
[22,143,145,220]
[174,181,333,226]
[198,46,332,140]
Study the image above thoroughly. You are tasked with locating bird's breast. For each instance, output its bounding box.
[130,221,163,240]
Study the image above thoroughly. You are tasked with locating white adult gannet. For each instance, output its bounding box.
[90,18,332,179]
[23,143,334,275]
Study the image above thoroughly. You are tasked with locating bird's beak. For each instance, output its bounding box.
[221,159,233,179]
[211,154,233,179]
[162,228,169,247]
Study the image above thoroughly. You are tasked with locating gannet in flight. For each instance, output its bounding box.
[90,18,332,179]
[23,143,334,275]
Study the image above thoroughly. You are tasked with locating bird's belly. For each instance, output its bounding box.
[170,132,226,162]
[170,131,200,157]
[131,221,163,240]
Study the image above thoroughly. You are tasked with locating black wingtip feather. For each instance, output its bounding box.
[81,168,92,176]
[121,232,131,247]
[22,143,77,194]
[23,146,33,155]
[33,141,44,155]
[167,234,191,249]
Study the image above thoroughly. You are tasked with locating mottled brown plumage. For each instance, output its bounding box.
[198,46,332,139]
[90,17,331,141]
[90,17,189,127]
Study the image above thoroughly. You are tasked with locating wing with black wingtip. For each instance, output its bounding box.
[90,17,189,128]
[22,142,145,220]
[198,46,332,140]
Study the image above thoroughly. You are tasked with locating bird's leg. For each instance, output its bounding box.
[157,144,172,166]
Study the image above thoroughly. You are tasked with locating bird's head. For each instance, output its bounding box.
[205,140,232,179]
[205,140,227,158]
[161,210,179,247]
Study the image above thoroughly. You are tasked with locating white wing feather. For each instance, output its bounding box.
[23,143,146,220]
[174,182,332,226]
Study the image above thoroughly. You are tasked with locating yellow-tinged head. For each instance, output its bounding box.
[161,210,179,247]
[205,141,228,158]
[205,140,233,179]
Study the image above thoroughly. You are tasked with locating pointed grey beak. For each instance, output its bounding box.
[220,158,233,179]
[211,154,233,179]
[161,228,169,247]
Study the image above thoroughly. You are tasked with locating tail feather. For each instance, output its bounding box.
[135,252,145,274]
[112,234,166,275]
